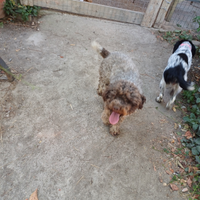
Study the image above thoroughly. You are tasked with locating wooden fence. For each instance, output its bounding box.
[20,0,177,28]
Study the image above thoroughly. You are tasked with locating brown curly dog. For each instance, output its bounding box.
[92,41,146,135]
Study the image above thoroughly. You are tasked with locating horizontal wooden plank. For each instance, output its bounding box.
[20,0,144,24]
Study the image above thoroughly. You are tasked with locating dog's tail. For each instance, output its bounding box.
[91,41,110,58]
[177,75,194,91]
[164,64,194,91]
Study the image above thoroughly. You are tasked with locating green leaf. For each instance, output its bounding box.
[193,123,199,131]
[195,138,200,145]
[192,147,199,155]
[190,113,196,119]
[196,98,200,103]
[195,156,200,164]
[183,116,190,122]
[174,30,181,33]
[197,146,200,153]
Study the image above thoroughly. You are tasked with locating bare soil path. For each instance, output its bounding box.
[0,11,185,199]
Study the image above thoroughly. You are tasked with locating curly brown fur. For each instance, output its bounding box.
[103,81,146,115]
[92,41,146,135]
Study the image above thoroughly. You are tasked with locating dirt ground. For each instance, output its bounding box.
[0,11,187,199]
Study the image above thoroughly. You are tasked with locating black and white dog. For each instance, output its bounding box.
[156,40,196,109]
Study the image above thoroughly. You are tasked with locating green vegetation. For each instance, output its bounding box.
[180,87,200,199]
[159,21,200,198]
[193,16,200,32]
[4,0,40,21]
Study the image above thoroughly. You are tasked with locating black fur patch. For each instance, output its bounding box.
[100,48,110,58]
[178,53,188,64]
[164,64,185,84]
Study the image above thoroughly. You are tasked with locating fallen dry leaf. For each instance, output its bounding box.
[159,119,167,123]
[159,176,163,183]
[172,106,176,112]
[60,56,63,58]
[170,168,174,173]
[187,177,192,188]
[180,179,186,186]
[193,195,200,199]
[174,123,178,129]
[193,166,199,173]
[29,189,38,200]
[166,170,172,175]
[170,184,179,191]
[16,49,20,52]
[179,168,185,174]
[184,131,192,139]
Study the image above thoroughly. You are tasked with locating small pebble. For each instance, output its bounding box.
[9,58,12,62]
[182,188,188,193]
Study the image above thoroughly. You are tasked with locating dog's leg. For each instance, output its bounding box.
[97,82,104,96]
[97,77,107,96]
[109,116,125,136]
[101,103,110,125]
[166,84,182,109]
[156,77,165,103]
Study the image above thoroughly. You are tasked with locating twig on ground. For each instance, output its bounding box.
[76,176,84,185]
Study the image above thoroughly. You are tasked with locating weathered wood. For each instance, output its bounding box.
[154,0,173,27]
[141,0,164,27]
[20,0,33,6]
[21,0,144,25]
[165,0,184,22]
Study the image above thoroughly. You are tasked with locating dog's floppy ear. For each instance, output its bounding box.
[173,40,196,57]
[102,88,117,102]
[173,40,185,53]
[188,41,196,57]
[125,83,146,109]
[139,94,146,109]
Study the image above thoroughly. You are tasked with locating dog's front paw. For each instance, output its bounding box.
[155,96,163,103]
[97,88,102,96]
[166,102,173,110]
[110,126,120,136]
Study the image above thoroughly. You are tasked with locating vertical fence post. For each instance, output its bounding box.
[165,0,184,22]
[154,0,173,27]
[141,0,163,27]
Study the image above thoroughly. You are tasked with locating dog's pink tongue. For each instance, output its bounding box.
[109,112,120,125]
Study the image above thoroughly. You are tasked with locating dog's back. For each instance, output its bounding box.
[163,40,195,91]
[91,41,142,93]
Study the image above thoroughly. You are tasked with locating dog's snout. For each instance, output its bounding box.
[113,106,119,111]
